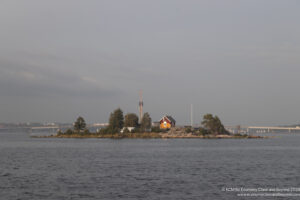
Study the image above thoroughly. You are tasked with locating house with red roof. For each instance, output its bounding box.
[160,115,176,129]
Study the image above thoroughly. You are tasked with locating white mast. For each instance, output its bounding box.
[191,104,193,127]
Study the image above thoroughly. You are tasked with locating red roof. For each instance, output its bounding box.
[159,116,176,124]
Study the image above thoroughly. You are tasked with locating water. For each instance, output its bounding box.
[1,132,300,199]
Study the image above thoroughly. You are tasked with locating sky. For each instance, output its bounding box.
[1,0,300,126]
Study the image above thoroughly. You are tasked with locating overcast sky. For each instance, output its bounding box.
[1,0,300,126]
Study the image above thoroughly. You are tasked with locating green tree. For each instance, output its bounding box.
[124,113,139,127]
[201,114,228,135]
[74,116,86,132]
[140,112,152,132]
[108,108,124,133]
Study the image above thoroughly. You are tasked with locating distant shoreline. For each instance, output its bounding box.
[31,133,267,139]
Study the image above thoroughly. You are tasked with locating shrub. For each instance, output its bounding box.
[197,128,209,136]
[151,126,162,133]
[98,127,119,135]
[123,128,130,133]
[233,133,247,137]
[131,127,140,133]
[57,130,63,135]
[99,128,107,135]
[83,129,90,135]
[65,129,74,135]
[185,127,192,133]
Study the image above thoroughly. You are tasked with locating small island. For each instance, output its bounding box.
[33,108,265,139]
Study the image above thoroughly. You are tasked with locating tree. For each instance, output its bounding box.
[108,108,124,133]
[140,112,152,132]
[124,113,139,127]
[74,116,86,132]
[201,114,228,135]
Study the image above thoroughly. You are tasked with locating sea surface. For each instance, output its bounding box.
[0,132,300,199]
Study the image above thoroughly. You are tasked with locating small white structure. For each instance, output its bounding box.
[121,127,135,133]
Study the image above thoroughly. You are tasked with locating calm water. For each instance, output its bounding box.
[1,132,300,200]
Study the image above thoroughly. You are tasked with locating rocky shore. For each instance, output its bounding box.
[32,129,266,139]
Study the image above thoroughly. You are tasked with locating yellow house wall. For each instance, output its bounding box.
[160,122,171,129]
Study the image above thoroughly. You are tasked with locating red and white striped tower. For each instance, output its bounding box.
[139,90,143,123]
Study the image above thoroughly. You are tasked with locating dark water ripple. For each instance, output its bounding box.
[0,133,300,199]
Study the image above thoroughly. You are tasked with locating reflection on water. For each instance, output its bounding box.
[0,132,300,199]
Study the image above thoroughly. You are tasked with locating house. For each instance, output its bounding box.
[160,115,176,129]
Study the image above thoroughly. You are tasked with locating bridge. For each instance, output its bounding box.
[30,126,60,133]
[225,125,300,134]
[246,126,300,133]
[31,126,59,130]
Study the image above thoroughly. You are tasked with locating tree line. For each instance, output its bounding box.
[58,108,154,135]
[101,108,152,134]
[58,110,229,136]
